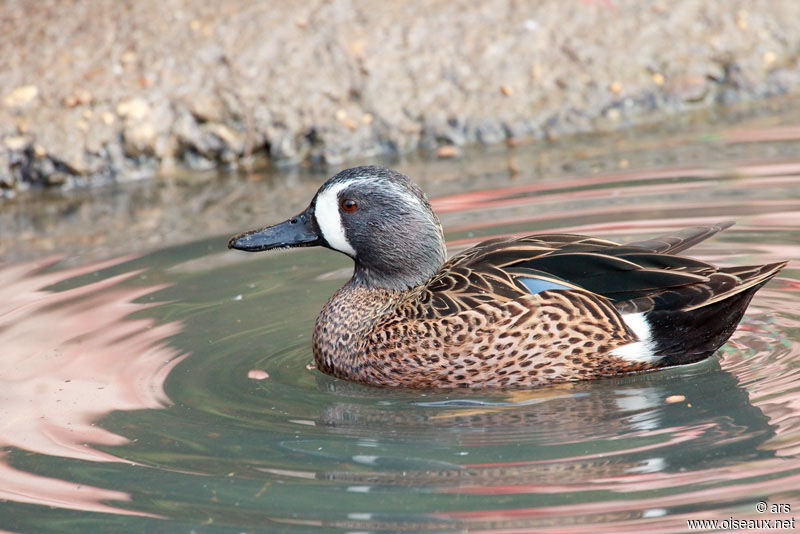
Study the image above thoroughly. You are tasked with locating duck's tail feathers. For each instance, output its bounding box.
[642,261,786,366]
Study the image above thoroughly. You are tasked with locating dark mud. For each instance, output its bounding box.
[2,0,800,191]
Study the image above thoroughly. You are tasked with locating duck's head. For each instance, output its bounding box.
[228,166,447,290]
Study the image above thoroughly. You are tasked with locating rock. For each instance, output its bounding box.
[767,68,800,95]
[3,135,32,151]
[668,74,709,103]
[3,85,39,109]
[63,89,93,108]
[436,145,459,158]
[116,98,151,121]
[0,150,12,188]
[25,113,100,176]
[186,94,224,123]
[206,123,244,154]
[605,108,622,121]
[124,122,158,156]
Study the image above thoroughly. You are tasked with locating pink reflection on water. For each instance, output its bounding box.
[0,256,186,515]
[724,125,800,144]
[431,167,724,214]
[0,451,140,515]
[432,161,800,219]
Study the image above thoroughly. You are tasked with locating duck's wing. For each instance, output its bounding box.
[387,223,785,378]
[411,222,782,318]
[624,221,734,254]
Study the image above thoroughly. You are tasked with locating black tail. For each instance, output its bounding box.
[647,262,786,366]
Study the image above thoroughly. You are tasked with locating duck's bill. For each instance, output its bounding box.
[228,207,323,252]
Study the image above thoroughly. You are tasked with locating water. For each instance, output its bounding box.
[2,108,800,533]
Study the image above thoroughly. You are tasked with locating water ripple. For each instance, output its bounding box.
[2,126,800,532]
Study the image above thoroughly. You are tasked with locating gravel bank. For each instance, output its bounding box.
[2,0,799,192]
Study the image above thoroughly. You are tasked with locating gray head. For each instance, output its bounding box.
[228,166,447,290]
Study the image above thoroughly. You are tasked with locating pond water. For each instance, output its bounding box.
[2,108,800,533]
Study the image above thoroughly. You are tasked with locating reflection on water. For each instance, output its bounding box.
[1,116,800,532]
[0,256,184,515]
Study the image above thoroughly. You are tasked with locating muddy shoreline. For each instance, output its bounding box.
[3,95,800,266]
[2,0,799,193]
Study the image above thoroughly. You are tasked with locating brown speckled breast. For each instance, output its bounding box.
[312,283,403,382]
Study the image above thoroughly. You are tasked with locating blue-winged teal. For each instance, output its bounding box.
[229,166,786,388]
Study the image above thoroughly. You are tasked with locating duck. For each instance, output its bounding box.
[228,165,786,388]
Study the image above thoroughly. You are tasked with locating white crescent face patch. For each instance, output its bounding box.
[314,181,357,257]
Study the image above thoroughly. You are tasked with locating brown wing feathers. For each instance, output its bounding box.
[418,223,784,319]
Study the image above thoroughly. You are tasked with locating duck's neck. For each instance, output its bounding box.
[312,280,403,381]
[350,237,447,291]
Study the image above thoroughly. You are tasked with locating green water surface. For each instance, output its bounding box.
[2,111,800,533]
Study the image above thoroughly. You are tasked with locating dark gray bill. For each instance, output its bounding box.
[228,206,322,252]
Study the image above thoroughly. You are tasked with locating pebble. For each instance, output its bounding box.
[247,369,270,380]
[126,122,157,149]
[3,135,31,151]
[3,85,39,108]
[116,97,151,121]
[736,10,748,31]
[121,51,137,64]
[665,394,686,404]
[605,108,621,121]
[208,124,244,152]
[63,89,93,108]
[669,74,708,102]
[436,145,459,158]
[186,94,223,123]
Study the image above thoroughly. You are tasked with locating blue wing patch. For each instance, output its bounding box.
[518,277,572,295]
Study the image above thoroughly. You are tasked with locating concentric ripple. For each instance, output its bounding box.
[2,125,800,533]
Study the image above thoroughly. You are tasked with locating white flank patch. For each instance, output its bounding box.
[612,312,658,363]
[314,181,357,256]
[626,457,666,474]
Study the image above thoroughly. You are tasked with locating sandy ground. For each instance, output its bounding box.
[1,0,799,192]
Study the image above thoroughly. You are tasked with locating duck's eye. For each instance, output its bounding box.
[341,199,358,213]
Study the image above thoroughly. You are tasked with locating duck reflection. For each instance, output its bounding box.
[286,360,789,532]
[313,364,771,486]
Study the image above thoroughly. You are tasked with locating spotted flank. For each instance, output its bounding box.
[229,165,787,388]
